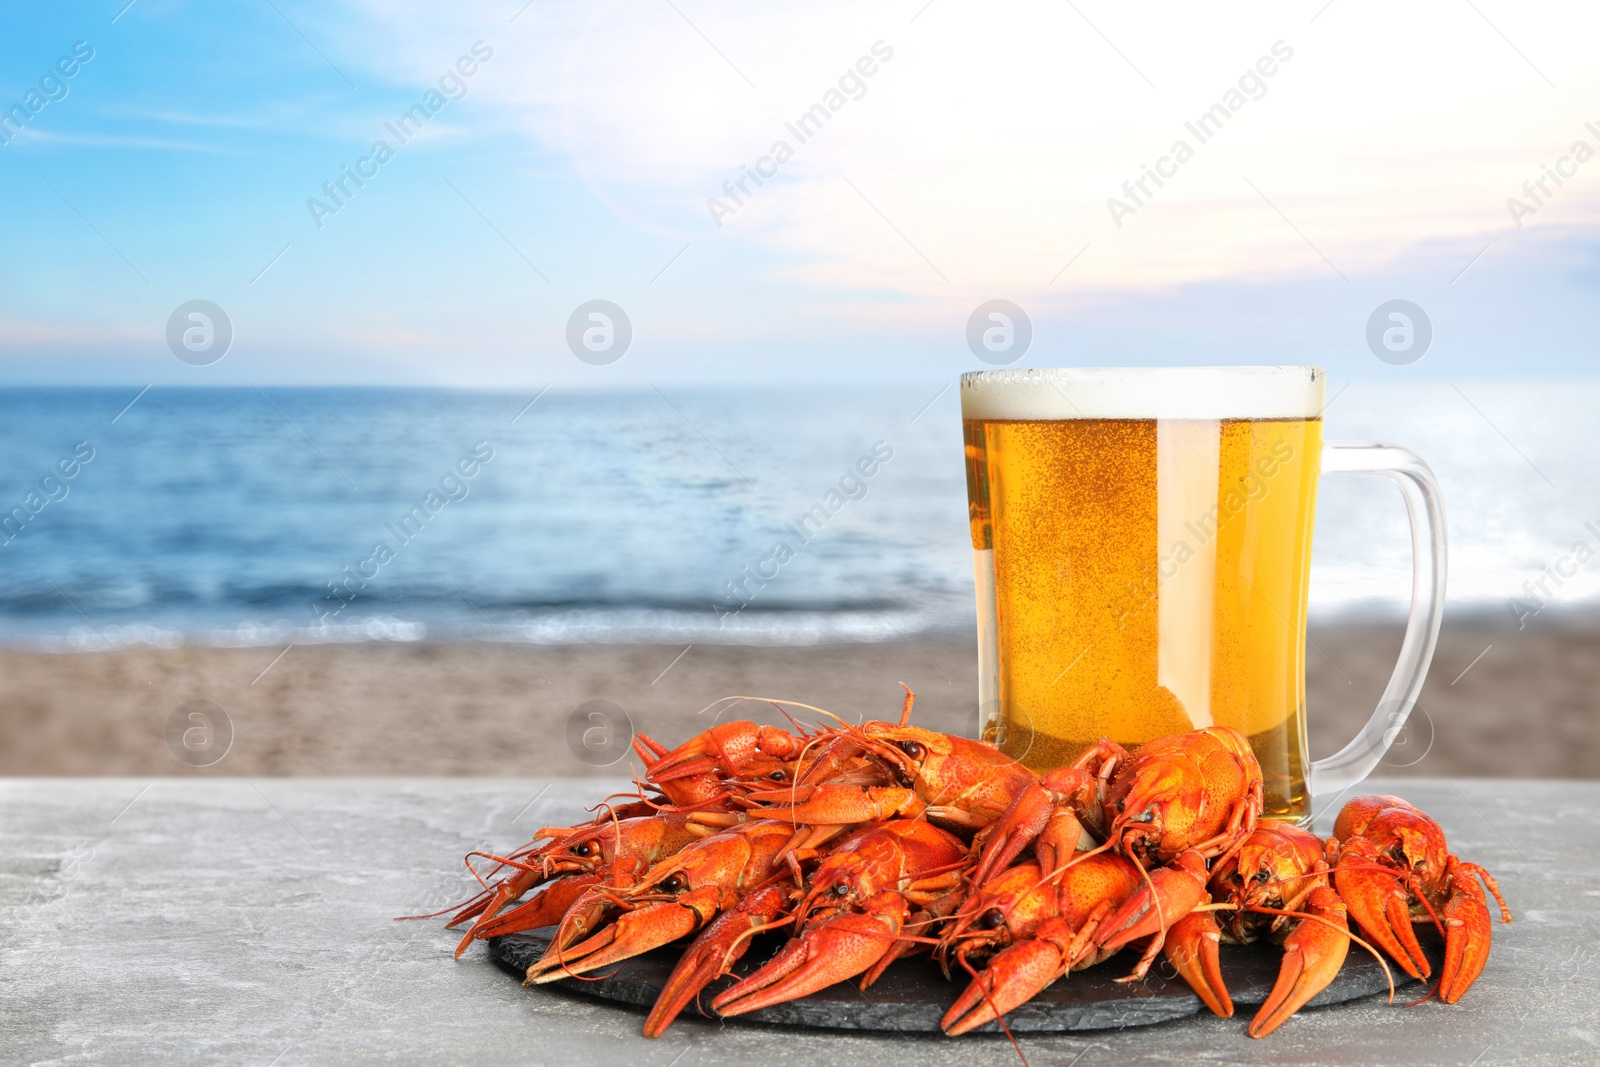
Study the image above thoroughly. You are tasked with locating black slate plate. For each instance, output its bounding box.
[490,925,1435,1033]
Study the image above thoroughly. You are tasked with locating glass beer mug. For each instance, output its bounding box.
[961,366,1446,822]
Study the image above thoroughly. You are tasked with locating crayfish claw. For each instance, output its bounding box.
[524,891,713,984]
[941,922,1071,1036]
[1095,849,1210,955]
[711,892,906,1017]
[644,883,793,1037]
[462,872,601,955]
[1249,886,1350,1038]
[1437,860,1496,1004]
[1163,909,1232,1019]
[973,768,1090,886]
[1333,840,1431,981]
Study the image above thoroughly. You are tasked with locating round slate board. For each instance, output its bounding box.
[490,925,1434,1033]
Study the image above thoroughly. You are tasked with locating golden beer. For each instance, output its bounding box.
[963,367,1325,820]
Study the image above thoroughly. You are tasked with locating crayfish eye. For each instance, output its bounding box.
[572,841,594,857]
[661,873,688,894]
[899,740,926,761]
[767,770,786,781]
[832,882,850,897]
[1130,810,1154,824]
[1255,870,1271,884]
[978,908,1006,930]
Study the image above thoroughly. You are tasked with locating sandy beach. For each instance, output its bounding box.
[2,616,1592,780]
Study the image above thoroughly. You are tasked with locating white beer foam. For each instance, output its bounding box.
[960,366,1325,421]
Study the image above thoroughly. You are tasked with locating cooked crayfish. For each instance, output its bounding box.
[713,819,969,1017]
[975,725,1264,983]
[523,819,798,984]
[1154,797,1512,1035]
[1162,821,1355,1037]
[938,851,1143,1034]
[422,691,1508,1041]
[642,818,969,1036]
[1331,794,1511,1003]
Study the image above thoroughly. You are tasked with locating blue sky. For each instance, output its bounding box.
[1,0,1597,386]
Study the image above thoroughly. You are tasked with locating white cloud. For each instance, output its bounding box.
[5,128,232,153]
[0,318,145,348]
[339,0,1600,315]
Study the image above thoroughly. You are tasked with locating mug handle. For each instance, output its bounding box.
[1309,441,1448,798]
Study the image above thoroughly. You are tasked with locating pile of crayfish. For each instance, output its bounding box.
[421,688,1510,1040]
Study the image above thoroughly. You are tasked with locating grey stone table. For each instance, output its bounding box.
[2,778,1596,1066]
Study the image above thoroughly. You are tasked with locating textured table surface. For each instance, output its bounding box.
[2,777,1596,1066]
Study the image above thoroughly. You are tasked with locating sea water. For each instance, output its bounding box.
[0,381,1589,648]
